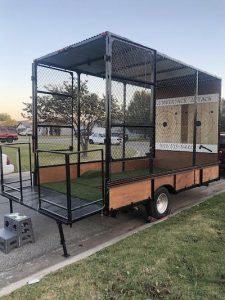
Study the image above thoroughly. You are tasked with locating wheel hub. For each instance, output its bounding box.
[156,193,168,214]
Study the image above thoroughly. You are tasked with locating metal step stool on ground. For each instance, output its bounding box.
[0,228,18,254]
[4,213,35,247]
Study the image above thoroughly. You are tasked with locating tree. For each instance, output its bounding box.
[0,113,17,127]
[126,90,151,139]
[22,80,122,154]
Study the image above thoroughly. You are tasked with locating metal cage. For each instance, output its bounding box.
[0,32,221,256]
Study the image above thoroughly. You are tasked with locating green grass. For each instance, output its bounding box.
[44,171,103,201]
[3,193,225,300]
[1,142,136,172]
[43,169,152,201]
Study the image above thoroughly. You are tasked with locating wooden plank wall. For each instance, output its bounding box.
[154,150,217,170]
[109,164,219,210]
[39,158,150,184]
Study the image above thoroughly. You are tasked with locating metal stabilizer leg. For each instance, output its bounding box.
[9,199,13,213]
[57,222,70,258]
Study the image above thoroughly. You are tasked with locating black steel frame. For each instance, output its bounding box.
[31,32,221,213]
[0,143,33,202]
[36,148,104,224]
[31,33,158,213]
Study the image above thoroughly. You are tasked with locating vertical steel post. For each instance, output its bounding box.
[28,142,33,186]
[32,61,38,185]
[65,154,72,223]
[0,146,4,193]
[18,148,23,202]
[122,83,126,172]
[149,50,157,172]
[105,33,112,211]
[36,151,41,209]
[77,72,81,177]
[217,80,222,163]
[101,149,105,204]
[57,222,70,257]
[71,72,74,151]
[192,70,199,166]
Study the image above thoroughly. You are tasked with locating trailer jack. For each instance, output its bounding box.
[57,222,70,258]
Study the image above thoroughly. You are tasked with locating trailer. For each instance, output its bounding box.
[0,32,221,256]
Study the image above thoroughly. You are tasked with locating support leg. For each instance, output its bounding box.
[9,199,13,213]
[57,222,70,258]
[144,201,156,223]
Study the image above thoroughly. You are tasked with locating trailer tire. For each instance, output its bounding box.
[7,137,13,143]
[150,187,170,219]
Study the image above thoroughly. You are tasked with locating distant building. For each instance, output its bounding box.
[17,121,32,134]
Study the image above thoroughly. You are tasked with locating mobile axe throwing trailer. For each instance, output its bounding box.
[0,32,221,256]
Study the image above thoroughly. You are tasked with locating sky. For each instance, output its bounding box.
[0,0,224,120]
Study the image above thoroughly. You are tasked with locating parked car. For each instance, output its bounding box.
[19,128,32,136]
[89,133,122,145]
[112,132,129,142]
[0,128,18,143]
[219,133,225,169]
[1,154,14,175]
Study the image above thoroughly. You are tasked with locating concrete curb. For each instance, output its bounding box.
[1,187,225,298]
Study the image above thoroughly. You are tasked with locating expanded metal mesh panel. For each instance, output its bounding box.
[111,81,124,125]
[110,126,151,160]
[110,39,154,164]
[36,65,74,164]
[37,65,72,94]
[78,74,106,155]
[111,39,155,85]
[33,34,220,183]
[125,84,151,126]
[37,94,73,126]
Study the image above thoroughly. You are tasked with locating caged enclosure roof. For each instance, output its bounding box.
[35,31,221,86]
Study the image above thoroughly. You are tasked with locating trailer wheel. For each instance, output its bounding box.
[7,137,13,143]
[150,187,170,219]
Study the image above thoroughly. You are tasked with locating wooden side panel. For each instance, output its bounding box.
[125,159,149,171]
[109,179,151,209]
[154,150,217,170]
[38,159,149,185]
[80,162,102,175]
[194,169,200,185]
[202,165,219,182]
[176,170,195,190]
[154,175,174,191]
[81,161,123,175]
[111,161,123,173]
[39,165,77,184]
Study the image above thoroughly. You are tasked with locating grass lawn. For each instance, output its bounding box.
[1,142,136,172]
[43,168,153,201]
[2,193,225,300]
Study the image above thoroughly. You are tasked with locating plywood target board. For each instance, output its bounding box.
[155,94,219,153]
[196,102,218,145]
[156,106,181,143]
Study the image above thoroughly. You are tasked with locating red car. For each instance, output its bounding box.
[0,128,18,143]
[219,133,225,169]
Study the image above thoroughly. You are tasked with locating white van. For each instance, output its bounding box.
[89,132,122,145]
